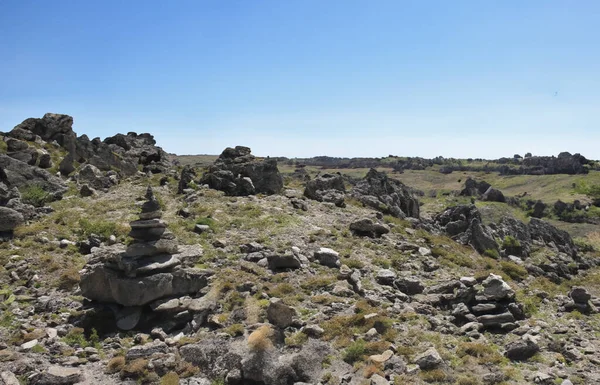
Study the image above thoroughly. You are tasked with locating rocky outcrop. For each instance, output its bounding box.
[7,114,172,177]
[351,168,420,218]
[79,187,212,330]
[529,218,577,257]
[460,178,505,202]
[435,205,499,255]
[304,173,346,207]
[200,146,283,196]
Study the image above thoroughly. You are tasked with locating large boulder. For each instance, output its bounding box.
[304,173,346,207]
[200,146,283,196]
[77,164,117,191]
[351,168,419,218]
[435,205,498,255]
[10,113,77,150]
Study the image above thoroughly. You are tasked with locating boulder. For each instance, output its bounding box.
[349,218,390,238]
[482,187,506,202]
[314,248,340,268]
[0,154,68,199]
[267,298,297,328]
[528,218,577,257]
[504,338,540,361]
[569,287,591,304]
[414,347,443,370]
[482,274,514,301]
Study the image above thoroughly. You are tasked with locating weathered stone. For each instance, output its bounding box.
[125,238,179,258]
[314,247,340,268]
[394,276,424,295]
[125,340,168,360]
[267,298,296,328]
[569,286,591,304]
[0,207,24,232]
[414,347,443,370]
[31,366,83,385]
[350,218,390,238]
[504,338,539,361]
[482,274,514,300]
[80,267,210,306]
[376,269,397,286]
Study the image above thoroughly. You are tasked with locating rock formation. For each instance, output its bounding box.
[79,186,212,330]
[303,173,346,207]
[351,168,420,218]
[200,146,283,196]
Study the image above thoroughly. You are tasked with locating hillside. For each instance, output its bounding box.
[0,116,599,385]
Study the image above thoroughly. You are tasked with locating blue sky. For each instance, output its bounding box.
[1,1,599,158]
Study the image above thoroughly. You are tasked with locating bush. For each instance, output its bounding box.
[78,218,118,240]
[120,358,148,379]
[106,356,126,374]
[160,372,180,385]
[20,185,51,207]
[58,267,81,290]
[248,325,273,351]
[343,339,366,363]
[0,139,7,153]
[483,249,500,259]
[500,261,528,281]
[502,235,521,248]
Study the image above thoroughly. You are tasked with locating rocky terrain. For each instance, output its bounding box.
[1,114,600,385]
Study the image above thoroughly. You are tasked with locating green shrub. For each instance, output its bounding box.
[78,218,118,240]
[483,249,500,259]
[20,185,51,207]
[500,261,527,281]
[343,339,366,363]
[0,139,7,153]
[502,236,521,248]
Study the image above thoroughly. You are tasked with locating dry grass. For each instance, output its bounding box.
[120,358,148,379]
[105,356,126,374]
[248,325,274,352]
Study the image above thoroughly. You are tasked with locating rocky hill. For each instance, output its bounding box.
[1,115,599,385]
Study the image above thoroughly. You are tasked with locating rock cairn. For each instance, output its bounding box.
[80,186,212,330]
[452,274,525,333]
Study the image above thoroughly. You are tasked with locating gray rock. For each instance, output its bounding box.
[0,371,20,385]
[482,274,514,300]
[569,286,591,304]
[414,347,443,369]
[477,312,515,326]
[504,338,539,361]
[351,168,420,218]
[350,218,390,238]
[394,276,424,295]
[267,298,297,328]
[125,340,168,360]
[80,266,210,306]
[376,269,397,286]
[314,247,340,268]
[31,366,83,385]
[304,173,346,207]
[0,207,24,232]
[267,254,302,270]
[124,238,179,257]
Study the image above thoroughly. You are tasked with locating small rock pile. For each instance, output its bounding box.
[452,274,525,333]
[80,186,212,330]
[563,286,598,314]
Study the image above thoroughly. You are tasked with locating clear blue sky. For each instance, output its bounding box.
[1,1,599,158]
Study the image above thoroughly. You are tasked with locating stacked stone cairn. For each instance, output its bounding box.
[80,186,212,331]
[451,274,525,334]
